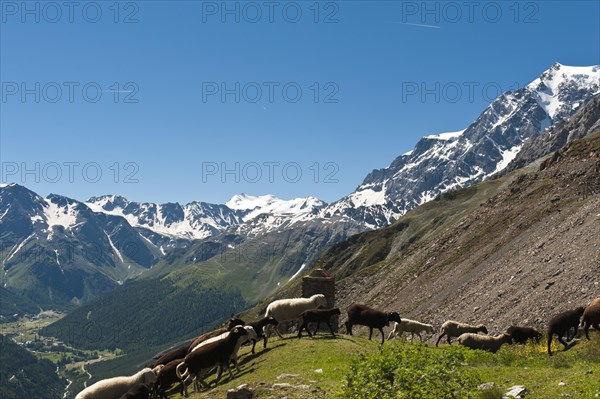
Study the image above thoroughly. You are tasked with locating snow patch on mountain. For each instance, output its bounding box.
[226,194,326,221]
[44,199,79,230]
[424,129,466,140]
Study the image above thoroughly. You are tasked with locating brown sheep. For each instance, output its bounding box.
[151,346,187,368]
[582,297,600,340]
[176,327,248,395]
[187,318,245,353]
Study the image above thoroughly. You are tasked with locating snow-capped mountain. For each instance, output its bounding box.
[85,193,326,243]
[322,63,599,228]
[86,195,246,241]
[0,184,159,310]
[221,194,327,237]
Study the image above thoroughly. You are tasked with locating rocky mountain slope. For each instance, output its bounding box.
[309,131,600,336]
[504,93,600,173]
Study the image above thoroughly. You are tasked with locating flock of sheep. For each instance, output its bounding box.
[74,295,600,399]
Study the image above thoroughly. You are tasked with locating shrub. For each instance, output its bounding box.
[343,342,479,399]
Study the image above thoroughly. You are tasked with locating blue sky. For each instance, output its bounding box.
[1,0,598,205]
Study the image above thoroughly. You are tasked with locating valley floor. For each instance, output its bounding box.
[177,332,600,399]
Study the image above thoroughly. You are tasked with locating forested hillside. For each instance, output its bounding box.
[0,335,64,399]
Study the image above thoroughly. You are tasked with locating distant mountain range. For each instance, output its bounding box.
[1,63,598,314]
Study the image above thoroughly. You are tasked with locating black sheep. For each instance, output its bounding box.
[298,308,341,338]
[547,307,585,355]
[247,316,278,353]
[506,326,542,344]
[345,303,401,344]
[118,383,150,399]
[154,359,184,399]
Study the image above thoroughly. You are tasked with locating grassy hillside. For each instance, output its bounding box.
[176,333,600,399]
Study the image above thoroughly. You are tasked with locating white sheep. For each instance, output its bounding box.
[435,320,488,346]
[457,333,513,353]
[387,318,435,342]
[74,368,157,399]
[264,294,328,338]
[190,325,257,373]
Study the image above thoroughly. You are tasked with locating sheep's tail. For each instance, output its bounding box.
[176,361,189,380]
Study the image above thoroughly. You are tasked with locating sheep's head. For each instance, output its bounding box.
[231,326,249,337]
[142,368,158,385]
[267,316,279,326]
[152,364,164,376]
[426,325,435,334]
[314,294,327,308]
[388,312,401,324]
[575,306,585,318]
[227,318,245,330]
[479,325,488,334]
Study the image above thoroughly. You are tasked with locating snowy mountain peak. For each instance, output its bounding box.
[527,63,599,120]
[226,193,326,221]
[322,63,599,229]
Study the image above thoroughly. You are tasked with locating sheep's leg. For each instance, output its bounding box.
[416,332,422,342]
[263,334,269,348]
[345,322,352,335]
[298,322,306,338]
[387,330,395,341]
[273,328,284,338]
[251,339,257,353]
[218,362,234,382]
[557,332,569,350]
[379,327,385,344]
[584,322,591,340]
[181,374,193,397]
[447,335,452,345]
[327,322,335,337]
[435,332,446,347]
[410,332,415,343]
[313,322,320,336]
[548,334,554,355]
[233,354,240,373]
[368,327,373,340]
[217,364,225,380]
